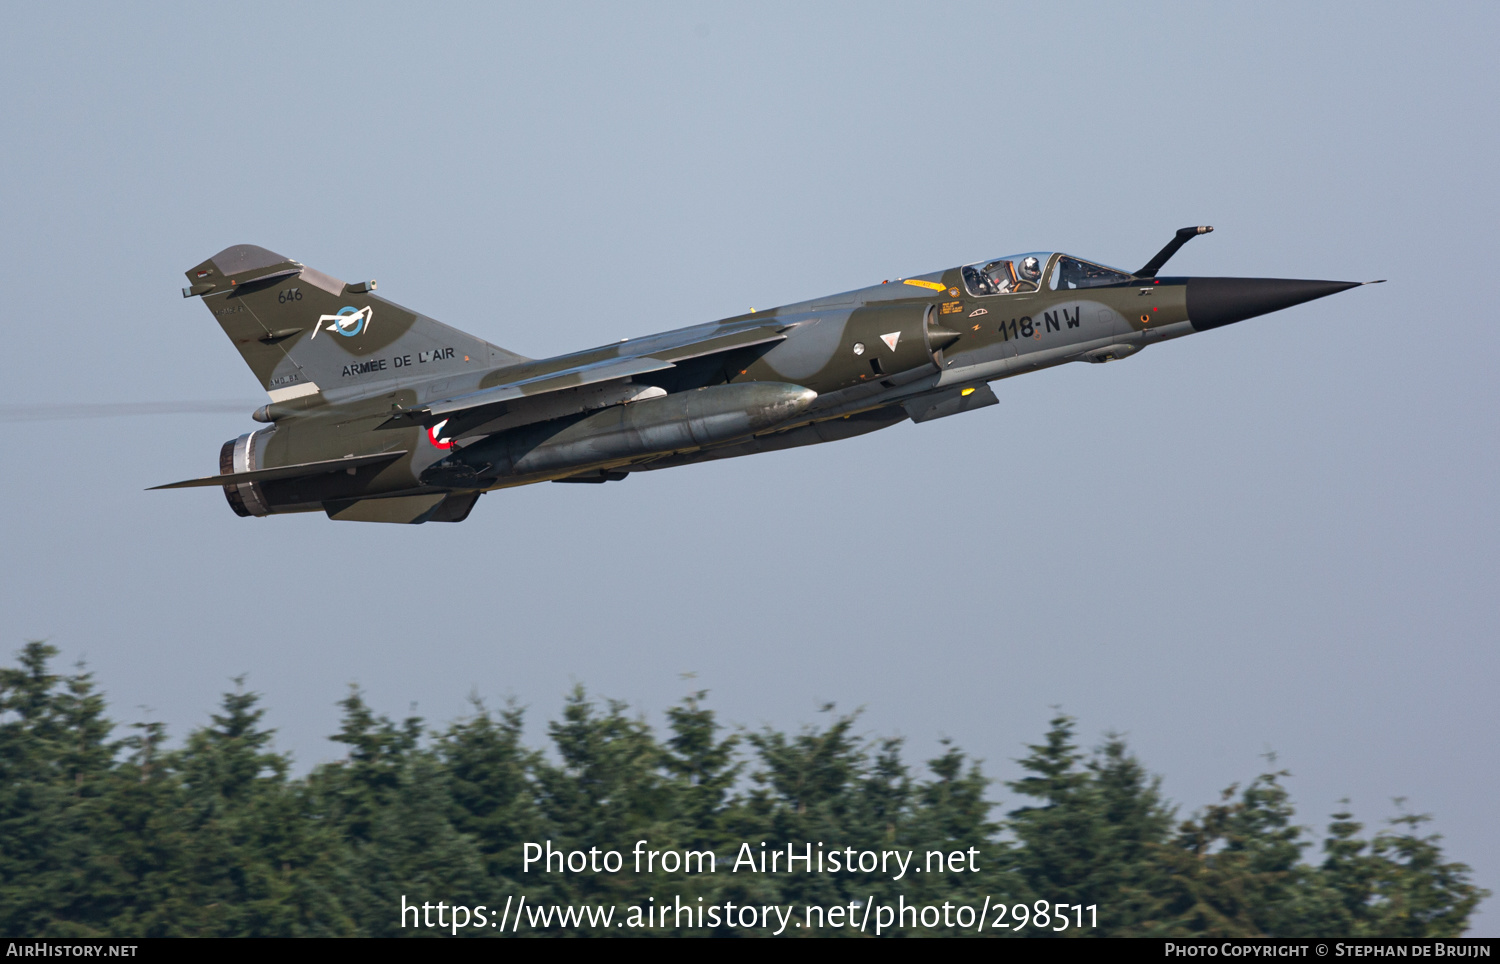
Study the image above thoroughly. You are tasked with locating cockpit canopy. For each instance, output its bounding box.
[1050,255,1133,291]
[962,252,1051,296]
[961,252,1133,297]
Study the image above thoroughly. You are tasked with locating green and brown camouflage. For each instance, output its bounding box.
[158,229,1380,523]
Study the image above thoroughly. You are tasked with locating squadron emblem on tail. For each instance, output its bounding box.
[314,305,373,338]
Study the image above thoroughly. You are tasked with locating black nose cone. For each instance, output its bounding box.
[1187,278,1363,331]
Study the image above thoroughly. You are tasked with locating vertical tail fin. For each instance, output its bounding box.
[184,245,528,405]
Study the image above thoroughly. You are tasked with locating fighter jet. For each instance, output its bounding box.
[158,229,1380,523]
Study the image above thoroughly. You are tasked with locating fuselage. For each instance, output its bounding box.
[184,242,1365,523]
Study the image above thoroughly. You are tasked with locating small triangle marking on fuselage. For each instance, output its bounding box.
[880,331,900,351]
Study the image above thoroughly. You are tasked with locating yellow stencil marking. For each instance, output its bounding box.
[902,278,947,291]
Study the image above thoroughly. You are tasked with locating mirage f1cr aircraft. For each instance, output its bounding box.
[159,228,1380,523]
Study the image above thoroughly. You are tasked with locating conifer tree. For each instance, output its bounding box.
[1363,810,1487,936]
[0,644,120,936]
[315,689,485,937]
[660,690,740,846]
[1005,714,1106,912]
[438,697,541,887]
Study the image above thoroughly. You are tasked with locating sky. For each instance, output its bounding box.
[1,1,1496,932]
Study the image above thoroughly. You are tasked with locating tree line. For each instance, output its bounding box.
[0,642,1485,937]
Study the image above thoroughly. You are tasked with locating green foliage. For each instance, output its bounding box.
[0,644,1486,937]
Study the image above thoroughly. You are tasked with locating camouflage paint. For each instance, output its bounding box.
[163,235,1373,522]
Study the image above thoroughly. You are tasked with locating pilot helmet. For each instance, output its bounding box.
[1020,256,1041,281]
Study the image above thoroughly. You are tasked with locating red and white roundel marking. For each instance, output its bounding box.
[427,419,454,450]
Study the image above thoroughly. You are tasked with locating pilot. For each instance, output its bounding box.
[998,255,1041,294]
